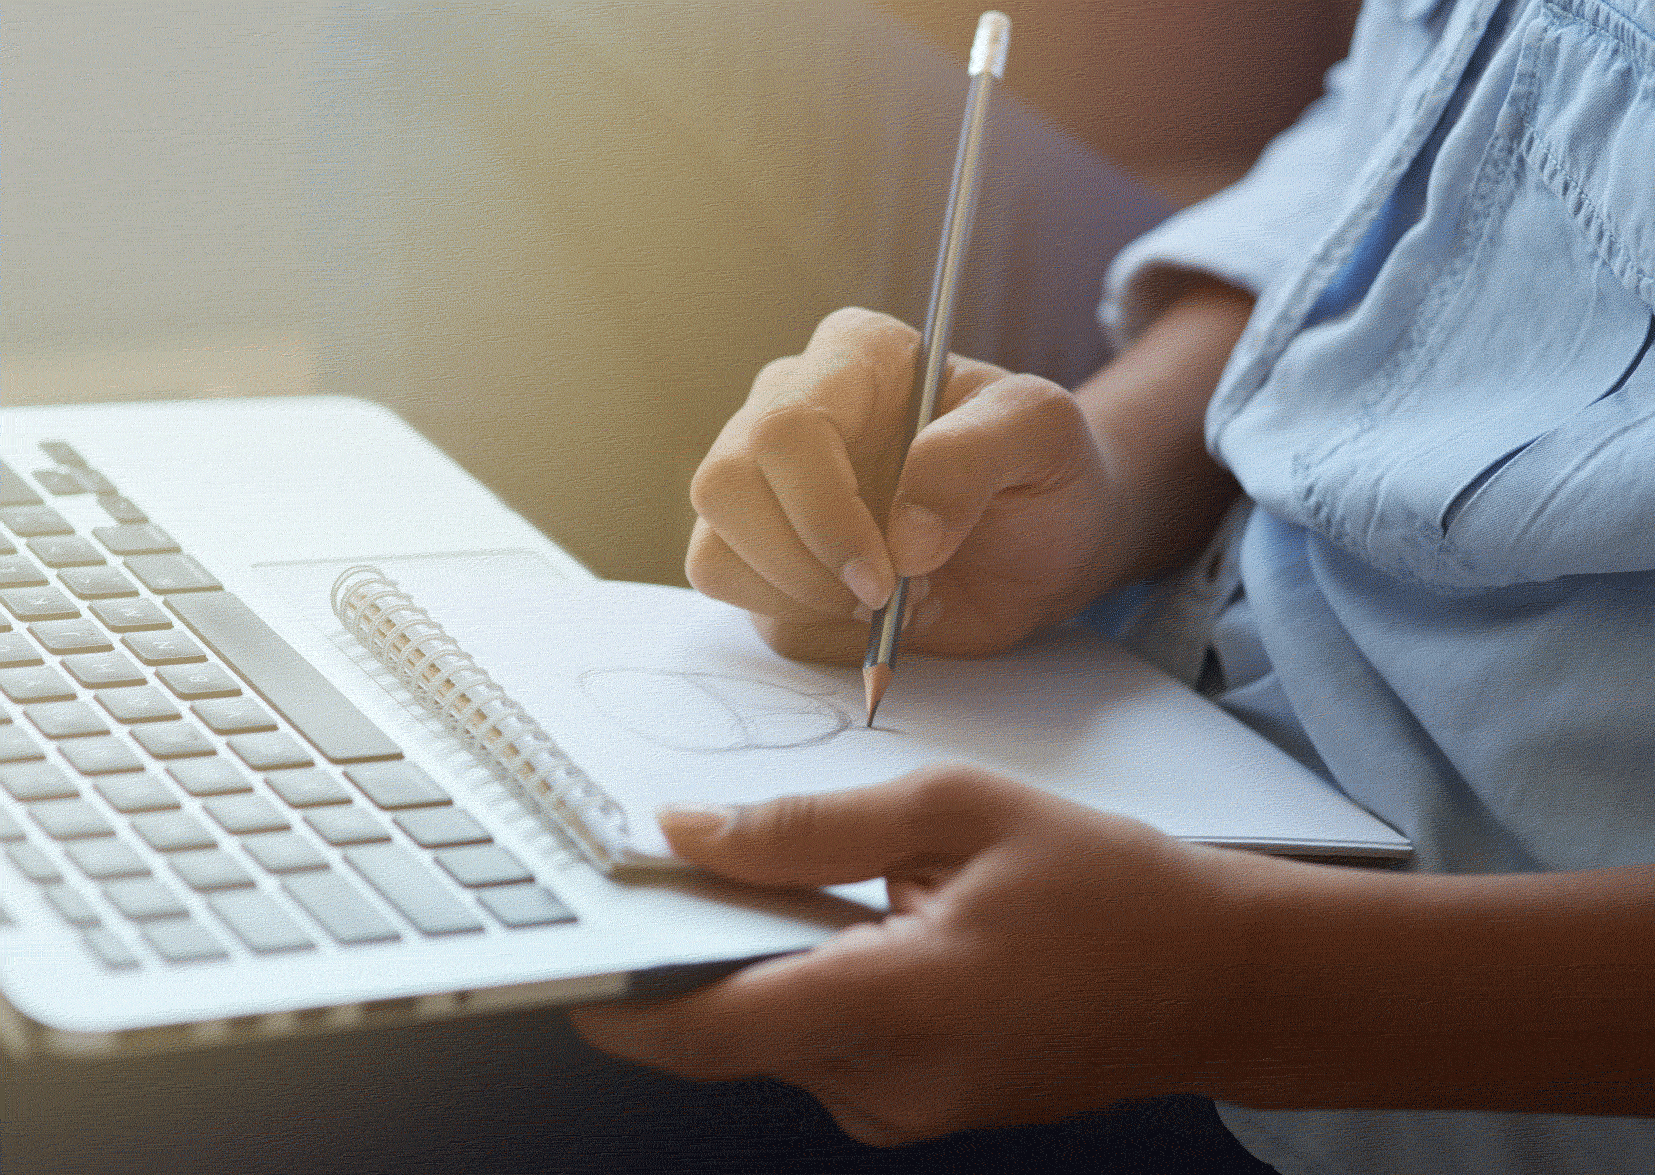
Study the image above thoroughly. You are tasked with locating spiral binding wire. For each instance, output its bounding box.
[330,565,636,874]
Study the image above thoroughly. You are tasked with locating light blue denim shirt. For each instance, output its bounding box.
[1104,0,1655,1170]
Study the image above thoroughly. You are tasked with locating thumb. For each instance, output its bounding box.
[656,767,1028,888]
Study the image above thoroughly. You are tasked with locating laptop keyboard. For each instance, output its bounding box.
[0,441,577,972]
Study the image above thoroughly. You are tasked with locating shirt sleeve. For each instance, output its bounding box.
[1099,59,1361,349]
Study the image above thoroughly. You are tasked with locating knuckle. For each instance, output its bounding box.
[683,530,742,602]
[745,793,825,852]
[749,354,806,401]
[813,308,919,369]
[903,763,999,813]
[994,374,1079,428]
[746,402,826,454]
[688,452,748,516]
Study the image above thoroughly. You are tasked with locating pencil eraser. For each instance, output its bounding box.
[968,11,1011,79]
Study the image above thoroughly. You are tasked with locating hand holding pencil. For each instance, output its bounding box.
[684,11,1164,694]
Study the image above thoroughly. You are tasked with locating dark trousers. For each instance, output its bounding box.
[2,1007,1275,1174]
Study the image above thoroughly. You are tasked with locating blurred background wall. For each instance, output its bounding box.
[2,1,1355,586]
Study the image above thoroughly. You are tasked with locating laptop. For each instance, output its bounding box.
[0,395,888,1062]
[0,394,1407,1065]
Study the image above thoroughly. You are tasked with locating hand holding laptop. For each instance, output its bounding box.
[572,765,1261,1147]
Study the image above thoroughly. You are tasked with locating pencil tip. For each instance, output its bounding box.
[863,664,891,727]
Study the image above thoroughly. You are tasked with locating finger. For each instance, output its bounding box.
[685,520,860,627]
[570,915,939,1085]
[690,456,861,617]
[886,374,1094,577]
[748,405,894,610]
[656,766,1035,887]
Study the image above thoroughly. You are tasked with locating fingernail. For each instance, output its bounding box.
[657,805,737,843]
[888,505,946,576]
[840,554,891,611]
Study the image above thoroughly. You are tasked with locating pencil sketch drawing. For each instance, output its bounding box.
[577,668,852,752]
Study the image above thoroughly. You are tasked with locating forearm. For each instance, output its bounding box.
[1073,277,1249,584]
[1201,852,1655,1115]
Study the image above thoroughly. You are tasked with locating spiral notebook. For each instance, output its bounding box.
[328,562,1411,874]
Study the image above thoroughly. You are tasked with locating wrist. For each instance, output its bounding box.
[1075,280,1248,584]
[1190,850,1655,1114]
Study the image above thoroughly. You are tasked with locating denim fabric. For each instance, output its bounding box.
[1105,0,1655,1171]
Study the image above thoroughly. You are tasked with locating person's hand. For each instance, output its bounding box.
[568,767,1252,1146]
[686,307,1129,663]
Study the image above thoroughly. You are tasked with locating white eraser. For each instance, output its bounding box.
[968,11,1011,78]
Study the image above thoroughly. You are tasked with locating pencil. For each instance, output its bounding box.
[863,10,1010,726]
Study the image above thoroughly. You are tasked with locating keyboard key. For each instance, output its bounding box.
[130,721,215,759]
[44,884,100,926]
[0,725,46,763]
[131,811,218,852]
[62,651,145,689]
[0,464,44,508]
[0,809,25,840]
[344,762,451,810]
[227,732,313,771]
[26,536,103,568]
[103,878,187,920]
[97,495,148,525]
[192,697,275,735]
[1,587,79,623]
[345,844,484,935]
[168,758,252,796]
[0,633,43,668]
[264,767,349,807]
[25,700,110,738]
[1,505,72,536]
[34,443,84,469]
[59,566,139,600]
[157,663,240,699]
[31,470,84,497]
[433,845,534,888]
[121,630,205,665]
[282,871,400,945]
[304,807,389,846]
[96,685,181,724]
[58,736,144,775]
[28,618,111,654]
[36,442,89,469]
[208,889,314,953]
[82,927,141,969]
[95,773,180,813]
[0,666,76,705]
[65,838,149,880]
[167,591,404,764]
[30,798,114,839]
[0,556,47,588]
[203,795,289,835]
[125,555,220,594]
[169,849,254,892]
[140,918,227,963]
[90,598,170,632]
[0,761,78,800]
[7,843,63,882]
[241,832,327,874]
[393,807,492,848]
[477,884,577,928]
[70,468,116,496]
[92,525,179,556]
